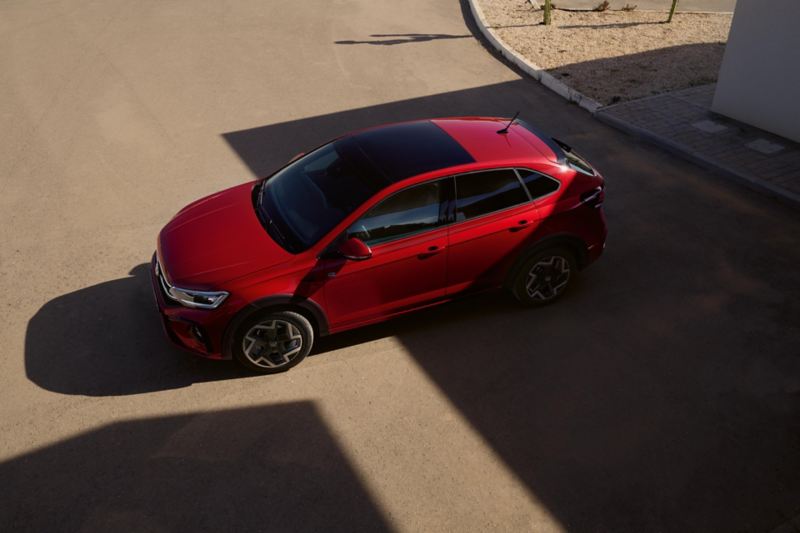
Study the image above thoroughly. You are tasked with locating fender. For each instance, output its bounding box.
[221,294,330,359]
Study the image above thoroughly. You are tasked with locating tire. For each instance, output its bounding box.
[511,247,577,306]
[232,310,314,374]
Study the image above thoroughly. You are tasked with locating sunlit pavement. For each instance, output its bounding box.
[2,1,799,531]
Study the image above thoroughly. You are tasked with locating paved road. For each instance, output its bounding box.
[1,0,798,531]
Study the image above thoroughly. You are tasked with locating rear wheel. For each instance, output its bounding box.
[233,310,314,373]
[511,247,576,306]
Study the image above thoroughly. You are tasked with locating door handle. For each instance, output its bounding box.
[418,245,445,258]
[509,220,532,232]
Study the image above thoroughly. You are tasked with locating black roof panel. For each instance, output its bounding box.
[349,121,475,182]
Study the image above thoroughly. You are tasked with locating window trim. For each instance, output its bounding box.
[345,176,453,248]
[514,167,562,202]
[330,166,562,253]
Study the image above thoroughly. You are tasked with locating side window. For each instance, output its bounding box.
[517,169,560,199]
[347,181,443,245]
[455,169,529,221]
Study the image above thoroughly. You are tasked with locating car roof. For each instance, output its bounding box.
[433,117,561,165]
[344,117,562,185]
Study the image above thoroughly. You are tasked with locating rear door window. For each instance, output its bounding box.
[454,169,529,222]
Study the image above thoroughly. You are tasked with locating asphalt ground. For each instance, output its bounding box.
[1,1,798,531]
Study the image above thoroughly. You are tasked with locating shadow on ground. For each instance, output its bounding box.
[25,264,250,396]
[23,67,800,533]
[546,43,726,105]
[335,33,470,46]
[219,80,800,531]
[0,402,390,532]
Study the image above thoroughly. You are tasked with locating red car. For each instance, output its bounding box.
[152,117,606,373]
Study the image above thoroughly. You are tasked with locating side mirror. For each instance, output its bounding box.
[288,152,305,164]
[337,237,372,261]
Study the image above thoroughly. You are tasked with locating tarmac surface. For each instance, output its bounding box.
[1,0,798,531]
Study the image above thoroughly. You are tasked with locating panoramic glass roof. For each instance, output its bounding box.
[348,121,475,183]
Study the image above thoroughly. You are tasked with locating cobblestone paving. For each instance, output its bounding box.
[597,84,800,202]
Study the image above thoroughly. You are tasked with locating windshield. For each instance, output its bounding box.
[257,139,386,252]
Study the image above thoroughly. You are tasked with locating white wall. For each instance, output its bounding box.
[712,0,800,142]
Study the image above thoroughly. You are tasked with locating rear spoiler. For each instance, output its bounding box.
[517,119,598,177]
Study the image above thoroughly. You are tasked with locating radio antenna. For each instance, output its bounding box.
[496,111,520,134]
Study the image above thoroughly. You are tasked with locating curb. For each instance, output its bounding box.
[465,0,602,114]
[595,110,800,209]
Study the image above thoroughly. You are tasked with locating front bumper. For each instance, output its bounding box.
[150,253,228,359]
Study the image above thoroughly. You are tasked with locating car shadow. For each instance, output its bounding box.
[0,402,391,532]
[24,264,251,396]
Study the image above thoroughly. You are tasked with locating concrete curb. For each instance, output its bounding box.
[465,0,602,114]
[595,110,800,209]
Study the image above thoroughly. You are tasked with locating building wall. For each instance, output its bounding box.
[712,0,800,142]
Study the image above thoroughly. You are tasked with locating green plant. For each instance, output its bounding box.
[543,0,553,25]
[667,0,679,22]
[594,0,610,11]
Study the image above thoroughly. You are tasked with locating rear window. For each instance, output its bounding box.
[455,169,529,221]
[517,169,560,199]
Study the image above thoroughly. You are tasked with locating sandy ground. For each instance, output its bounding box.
[479,1,732,104]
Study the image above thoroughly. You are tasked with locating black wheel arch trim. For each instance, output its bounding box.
[222,295,329,359]
[504,234,588,289]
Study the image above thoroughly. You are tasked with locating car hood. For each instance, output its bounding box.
[157,181,293,287]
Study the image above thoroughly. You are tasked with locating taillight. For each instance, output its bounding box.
[580,186,604,208]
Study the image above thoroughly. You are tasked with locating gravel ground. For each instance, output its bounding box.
[479,1,732,105]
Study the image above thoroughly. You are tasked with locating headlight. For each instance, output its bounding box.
[156,258,228,309]
[167,287,229,309]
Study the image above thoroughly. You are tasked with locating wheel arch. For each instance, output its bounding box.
[221,295,329,359]
[504,234,588,290]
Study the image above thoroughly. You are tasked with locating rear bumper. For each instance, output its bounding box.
[585,206,607,266]
[150,253,227,359]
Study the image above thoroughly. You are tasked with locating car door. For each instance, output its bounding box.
[321,178,451,330]
[445,168,543,294]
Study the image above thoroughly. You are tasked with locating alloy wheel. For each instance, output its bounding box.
[525,255,571,301]
[242,319,304,369]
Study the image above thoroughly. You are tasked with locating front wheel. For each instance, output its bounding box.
[233,310,314,373]
[511,247,576,306]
